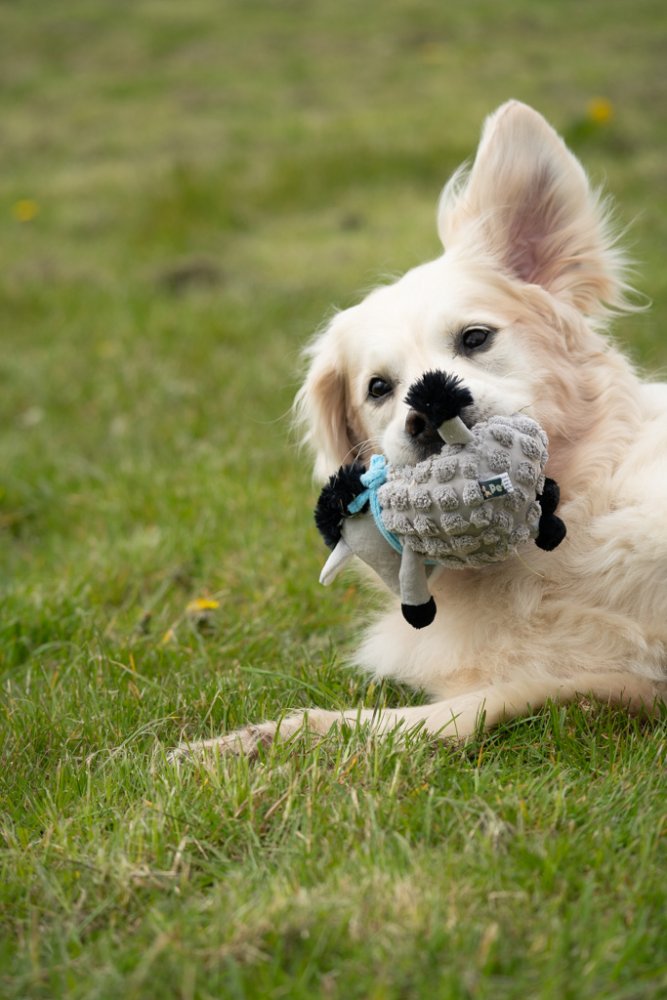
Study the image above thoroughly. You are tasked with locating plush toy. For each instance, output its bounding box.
[315,370,566,629]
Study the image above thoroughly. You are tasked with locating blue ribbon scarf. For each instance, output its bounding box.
[346,454,403,554]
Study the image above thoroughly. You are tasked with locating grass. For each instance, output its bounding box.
[1,0,667,996]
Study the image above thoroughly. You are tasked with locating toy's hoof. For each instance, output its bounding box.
[401,597,436,629]
[535,515,567,551]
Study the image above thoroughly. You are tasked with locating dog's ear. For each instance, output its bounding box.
[294,316,361,481]
[438,101,630,314]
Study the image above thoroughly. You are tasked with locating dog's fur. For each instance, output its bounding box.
[179,101,667,757]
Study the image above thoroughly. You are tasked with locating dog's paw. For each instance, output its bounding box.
[167,723,279,762]
[167,713,311,763]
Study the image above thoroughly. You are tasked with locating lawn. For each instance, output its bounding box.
[1,1,667,997]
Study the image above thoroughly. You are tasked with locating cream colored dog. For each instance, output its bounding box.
[178,101,667,757]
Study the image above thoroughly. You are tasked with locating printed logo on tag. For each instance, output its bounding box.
[479,473,514,499]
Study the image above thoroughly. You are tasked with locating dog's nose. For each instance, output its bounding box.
[405,406,444,445]
[405,408,428,439]
[405,407,443,457]
[405,406,444,456]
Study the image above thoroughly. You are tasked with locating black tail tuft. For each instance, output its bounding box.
[537,477,560,516]
[314,462,367,549]
[535,478,566,551]
[404,370,474,427]
[535,515,567,551]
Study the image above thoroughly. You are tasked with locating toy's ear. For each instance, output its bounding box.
[319,537,354,586]
[295,314,363,481]
[437,101,630,314]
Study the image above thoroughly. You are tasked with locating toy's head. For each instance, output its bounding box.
[314,462,367,549]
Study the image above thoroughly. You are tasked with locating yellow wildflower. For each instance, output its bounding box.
[587,98,614,125]
[186,598,220,613]
[13,199,39,222]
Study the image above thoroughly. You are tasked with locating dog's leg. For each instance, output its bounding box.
[409,671,663,741]
[169,671,662,760]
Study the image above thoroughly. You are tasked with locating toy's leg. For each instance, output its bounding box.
[169,671,664,760]
[398,545,436,629]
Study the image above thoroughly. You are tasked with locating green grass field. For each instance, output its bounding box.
[2,1,667,997]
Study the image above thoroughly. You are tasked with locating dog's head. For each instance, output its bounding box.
[296,101,633,479]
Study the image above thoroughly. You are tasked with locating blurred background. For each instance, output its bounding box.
[2,0,666,678]
[1,0,666,677]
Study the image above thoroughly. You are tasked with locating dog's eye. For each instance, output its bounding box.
[368,376,393,400]
[461,326,493,352]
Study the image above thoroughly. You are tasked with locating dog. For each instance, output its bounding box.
[177,100,667,758]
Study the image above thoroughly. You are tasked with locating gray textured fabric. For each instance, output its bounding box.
[319,413,550,622]
[377,414,547,569]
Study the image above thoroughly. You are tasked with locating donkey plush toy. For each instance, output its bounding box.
[315,370,566,628]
